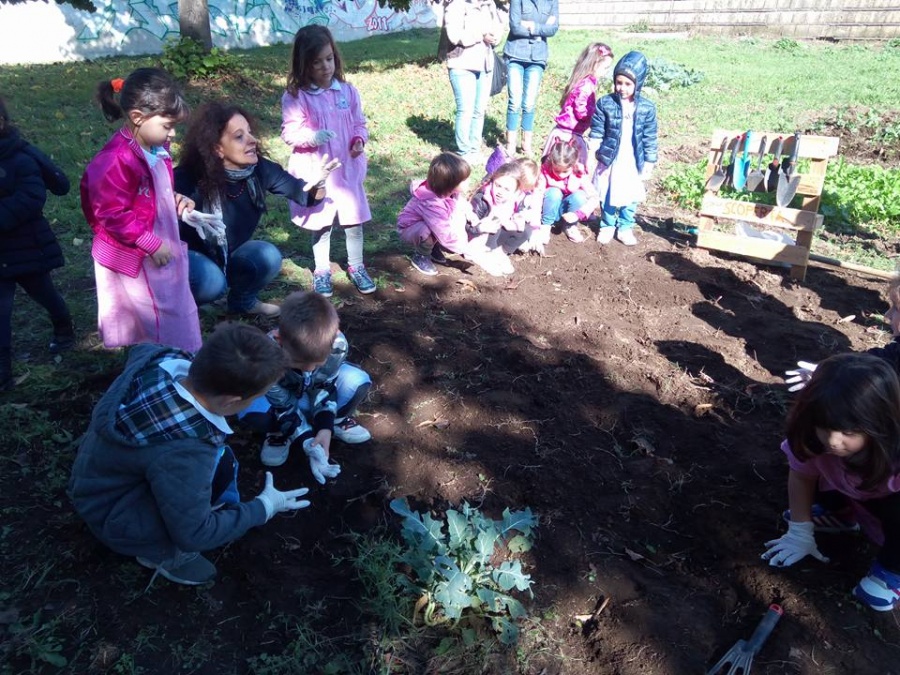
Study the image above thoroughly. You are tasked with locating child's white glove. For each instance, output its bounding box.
[640,163,656,180]
[313,129,337,146]
[303,438,341,484]
[256,471,310,521]
[761,521,829,567]
[785,361,817,392]
[182,209,227,247]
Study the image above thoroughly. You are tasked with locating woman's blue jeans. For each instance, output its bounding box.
[506,61,545,133]
[188,240,282,313]
[448,68,491,157]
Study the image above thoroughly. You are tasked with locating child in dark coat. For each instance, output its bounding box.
[0,97,74,390]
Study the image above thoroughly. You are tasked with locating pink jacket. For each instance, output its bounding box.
[396,180,472,255]
[81,128,164,278]
[539,164,599,220]
[554,75,598,135]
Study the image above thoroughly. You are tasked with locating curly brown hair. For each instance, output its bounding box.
[177,101,266,209]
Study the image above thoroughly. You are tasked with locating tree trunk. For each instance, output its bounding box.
[178,0,212,50]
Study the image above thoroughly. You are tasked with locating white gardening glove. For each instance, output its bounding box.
[761,521,829,567]
[312,129,337,146]
[302,153,342,193]
[303,438,341,485]
[785,361,817,392]
[182,209,227,247]
[255,471,310,521]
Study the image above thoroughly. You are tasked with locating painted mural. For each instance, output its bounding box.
[0,0,437,65]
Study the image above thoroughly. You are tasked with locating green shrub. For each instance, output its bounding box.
[160,37,239,81]
[773,37,801,53]
[661,160,707,209]
[389,498,537,645]
[646,57,704,91]
[820,159,900,234]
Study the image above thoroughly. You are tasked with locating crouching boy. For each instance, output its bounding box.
[240,291,372,483]
[68,323,310,586]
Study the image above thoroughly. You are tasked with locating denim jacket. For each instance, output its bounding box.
[503,0,559,66]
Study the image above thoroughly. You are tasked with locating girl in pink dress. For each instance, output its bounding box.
[80,68,201,352]
[281,25,374,298]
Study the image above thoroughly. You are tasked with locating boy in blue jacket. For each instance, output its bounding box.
[68,323,311,586]
[588,50,658,247]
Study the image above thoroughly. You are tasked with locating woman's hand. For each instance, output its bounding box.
[150,241,173,267]
[303,154,342,193]
[350,139,365,159]
[483,32,500,46]
[174,193,195,218]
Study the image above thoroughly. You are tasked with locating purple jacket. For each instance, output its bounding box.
[81,128,166,278]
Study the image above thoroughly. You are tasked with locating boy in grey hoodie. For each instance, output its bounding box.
[68,322,310,586]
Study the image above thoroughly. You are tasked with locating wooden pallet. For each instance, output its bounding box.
[695,129,840,281]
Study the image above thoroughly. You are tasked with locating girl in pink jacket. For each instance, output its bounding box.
[397,153,504,278]
[80,68,200,352]
[541,42,613,166]
[539,140,600,244]
[282,25,374,298]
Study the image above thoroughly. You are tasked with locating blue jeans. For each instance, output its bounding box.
[600,194,638,231]
[541,187,588,226]
[448,68,491,157]
[188,240,282,313]
[238,363,372,431]
[506,61,544,133]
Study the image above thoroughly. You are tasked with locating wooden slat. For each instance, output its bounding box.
[695,231,811,267]
[700,195,823,231]
[706,129,840,159]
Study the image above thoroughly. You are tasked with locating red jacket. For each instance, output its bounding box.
[81,128,165,278]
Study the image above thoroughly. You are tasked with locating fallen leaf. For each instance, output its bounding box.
[625,547,645,561]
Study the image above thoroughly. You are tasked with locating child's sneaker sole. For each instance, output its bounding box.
[782,506,860,534]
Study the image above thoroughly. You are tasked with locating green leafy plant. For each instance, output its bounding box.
[625,20,650,33]
[159,37,239,81]
[389,498,537,645]
[820,158,900,234]
[661,160,707,209]
[646,57,704,91]
[773,37,801,53]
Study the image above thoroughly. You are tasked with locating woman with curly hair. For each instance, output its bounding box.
[175,101,338,318]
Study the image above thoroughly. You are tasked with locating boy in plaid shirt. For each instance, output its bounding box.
[68,323,310,586]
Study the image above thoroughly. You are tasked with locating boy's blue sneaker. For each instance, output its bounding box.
[137,552,216,586]
[782,504,860,534]
[411,253,438,276]
[347,264,376,294]
[313,270,333,297]
[854,562,900,611]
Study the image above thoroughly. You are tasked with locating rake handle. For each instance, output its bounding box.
[745,604,784,654]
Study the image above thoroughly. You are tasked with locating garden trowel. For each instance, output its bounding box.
[776,132,802,207]
[744,135,768,192]
[705,137,729,192]
[764,136,783,193]
[732,131,753,190]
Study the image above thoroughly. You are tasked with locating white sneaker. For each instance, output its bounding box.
[564,225,585,243]
[596,227,615,244]
[490,248,515,275]
[617,228,638,246]
[244,301,281,318]
[260,430,299,467]
[333,417,371,444]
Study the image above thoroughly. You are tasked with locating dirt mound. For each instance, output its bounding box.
[805,107,900,165]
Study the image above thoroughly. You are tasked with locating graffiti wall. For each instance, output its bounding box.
[0,0,438,65]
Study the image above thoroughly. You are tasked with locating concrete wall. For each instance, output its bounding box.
[559,0,900,39]
[0,0,438,65]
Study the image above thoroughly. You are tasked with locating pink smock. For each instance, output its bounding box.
[282,80,371,230]
[94,153,201,352]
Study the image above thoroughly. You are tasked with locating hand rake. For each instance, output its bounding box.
[706,604,783,675]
